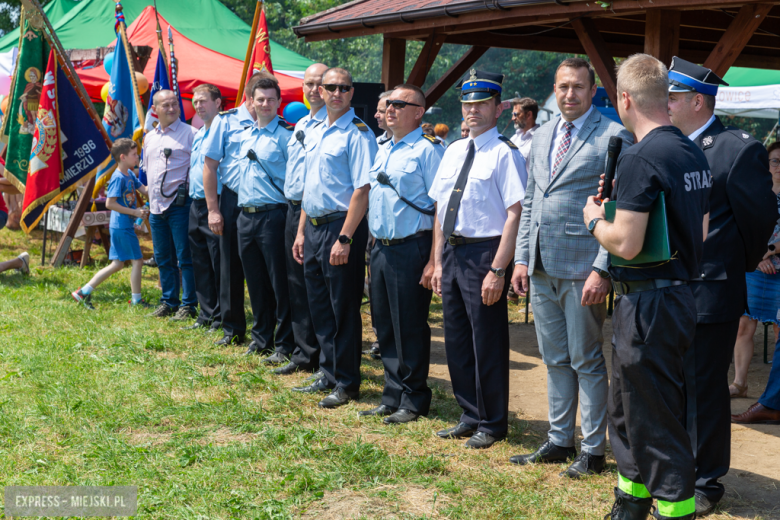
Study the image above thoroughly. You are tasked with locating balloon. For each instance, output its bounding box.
[135,72,149,95]
[101,82,110,102]
[283,101,308,124]
[103,52,114,74]
[0,95,7,116]
[302,95,311,110]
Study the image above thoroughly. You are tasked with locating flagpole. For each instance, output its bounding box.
[235,1,262,107]
[152,0,168,70]
[19,0,113,266]
[115,2,146,127]
[0,6,28,157]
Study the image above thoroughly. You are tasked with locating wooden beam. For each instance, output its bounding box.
[381,37,406,90]
[572,18,618,108]
[703,3,774,77]
[644,10,681,66]
[424,46,489,109]
[50,177,94,267]
[406,33,446,88]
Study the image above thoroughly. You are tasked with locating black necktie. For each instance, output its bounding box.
[442,140,475,241]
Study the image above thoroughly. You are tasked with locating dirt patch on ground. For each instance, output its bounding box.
[298,485,448,519]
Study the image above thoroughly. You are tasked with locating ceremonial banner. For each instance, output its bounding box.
[248,7,273,76]
[20,50,111,232]
[0,14,50,191]
[143,49,171,132]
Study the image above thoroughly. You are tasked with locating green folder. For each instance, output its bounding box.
[604,192,671,266]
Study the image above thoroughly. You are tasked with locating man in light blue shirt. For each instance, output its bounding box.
[275,63,329,377]
[291,67,378,408]
[359,84,444,425]
[236,78,295,363]
[202,73,260,347]
[187,84,224,332]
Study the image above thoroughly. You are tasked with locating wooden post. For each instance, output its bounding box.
[424,46,489,109]
[381,37,406,90]
[703,3,773,78]
[406,33,446,88]
[236,1,262,105]
[644,10,680,67]
[572,17,618,109]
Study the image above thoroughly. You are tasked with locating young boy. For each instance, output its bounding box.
[71,138,150,310]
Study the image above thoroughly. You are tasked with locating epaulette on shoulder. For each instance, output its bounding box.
[498,135,518,150]
[219,108,238,116]
[422,134,442,146]
[725,127,756,143]
[279,119,294,131]
[352,117,369,132]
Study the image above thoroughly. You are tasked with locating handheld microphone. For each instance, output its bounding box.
[599,136,622,203]
[376,172,435,216]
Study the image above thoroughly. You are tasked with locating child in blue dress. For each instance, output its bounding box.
[71,139,150,309]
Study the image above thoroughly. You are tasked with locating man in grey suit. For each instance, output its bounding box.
[510,58,632,478]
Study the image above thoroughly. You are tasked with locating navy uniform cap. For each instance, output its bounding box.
[668,56,728,96]
[459,69,504,103]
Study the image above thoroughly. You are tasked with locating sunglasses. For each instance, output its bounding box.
[387,100,422,109]
[321,84,353,93]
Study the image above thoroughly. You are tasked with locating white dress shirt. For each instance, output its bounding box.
[687,114,717,142]
[510,124,539,171]
[548,105,594,178]
[429,126,527,238]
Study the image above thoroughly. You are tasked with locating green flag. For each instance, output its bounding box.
[0,14,50,192]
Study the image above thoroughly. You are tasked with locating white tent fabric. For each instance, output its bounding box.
[715,85,780,120]
[0,47,18,98]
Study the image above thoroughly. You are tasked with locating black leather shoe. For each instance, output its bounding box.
[292,378,330,394]
[359,404,396,417]
[304,369,324,383]
[318,388,358,409]
[465,431,503,449]
[261,352,289,365]
[273,362,302,375]
[694,493,716,516]
[384,409,420,424]
[215,334,244,346]
[207,323,221,333]
[560,452,606,478]
[182,321,209,331]
[509,439,577,466]
[370,342,381,360]
[605,489,654,520]
[436,422,477,439]
[243,341,265,356]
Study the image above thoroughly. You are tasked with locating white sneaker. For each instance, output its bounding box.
[16,252,29,275]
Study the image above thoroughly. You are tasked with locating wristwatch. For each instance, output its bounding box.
[587,217,603,235]
[490,267,506,278]
[338,234,353,245]
[593,266,610,279]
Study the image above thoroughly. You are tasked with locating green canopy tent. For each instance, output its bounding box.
[716,67,780,121]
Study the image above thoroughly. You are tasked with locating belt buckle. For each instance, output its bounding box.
[381,239,391,246]
[311,217,320,226]
[447,236,457,246]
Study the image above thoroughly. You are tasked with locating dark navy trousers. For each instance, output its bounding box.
[441,237,511,436]
[303,216,368,393]
[371,234,433,415]
[188,198,221,326]
[217,188,246,338]
[237,207,294,354]
[285,202,319,368]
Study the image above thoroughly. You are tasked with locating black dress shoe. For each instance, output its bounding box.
[606,488,654,520]
[509,439,577,466]
[384,409,420,424]
[207,323,221,333]
[436,422,477,439]
[243,341,265,356]
[560,452,606,478]
[694,493,716,516]
[182,321,209,331]
[215,334,245,346]
[465,431,504,449]
[304,369,324,383]
[292,378,330,394]
[370,342,381,360]
[318,387,358,409]
[359,404,397,417]
[273,362,302,375]
[261,352,289,365]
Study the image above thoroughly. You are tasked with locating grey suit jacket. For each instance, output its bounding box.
[515,108,633,280]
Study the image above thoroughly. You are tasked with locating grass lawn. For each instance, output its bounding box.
[0,228,662,519]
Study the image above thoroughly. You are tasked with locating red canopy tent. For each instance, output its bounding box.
[74,7,304,119]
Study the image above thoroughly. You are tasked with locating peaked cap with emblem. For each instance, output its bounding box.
[668,57,728,96]
[459,69,504,103]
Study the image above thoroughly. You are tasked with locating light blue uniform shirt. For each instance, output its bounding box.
[201,103,254,193]
[302,108,378,218]
[285,105,326,201]
[189,124,222,200]
[237,116,292,207]
[368,127,444,240]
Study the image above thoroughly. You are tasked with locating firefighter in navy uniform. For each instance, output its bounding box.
[583,54,710,520]
[666,57,776,516]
